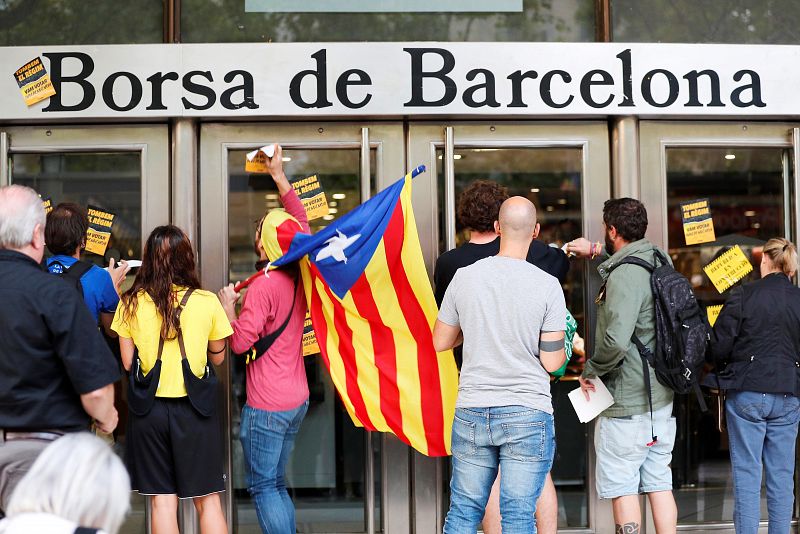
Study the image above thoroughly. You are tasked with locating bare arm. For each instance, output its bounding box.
[80,384,118,434]
[539,330,567,373]
[432,320,462,352]
[119,336,135,372]
[100,312,117,338]
[208,339,227,366]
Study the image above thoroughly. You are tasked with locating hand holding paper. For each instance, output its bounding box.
[568,377,615,423]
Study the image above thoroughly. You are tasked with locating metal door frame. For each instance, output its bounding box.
[407,121,612,534]
[198,121,407,534]
[639,120,800,534]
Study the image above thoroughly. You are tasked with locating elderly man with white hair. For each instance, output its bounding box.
[0,185,120,515]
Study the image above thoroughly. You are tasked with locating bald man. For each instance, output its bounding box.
[433,197,567,534]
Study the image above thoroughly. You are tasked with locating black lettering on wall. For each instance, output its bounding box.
[146,72,179,110]
[336,69,372,109]
[221,70,259,110]
[42,52,95,112]
[540,70,574,108]
[507,70,538,108]
[731,70,766,107]
[102,71,143,112]
[289,49,333,109]
[616,49,634,107]
[580,69,614,108]
[181,71,216,110]
[404,48,457,107]
[641,69,679,108]
[462,69,500,108]
[683,70,724,107]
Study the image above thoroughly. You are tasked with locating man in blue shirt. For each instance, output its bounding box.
[45,203,129,336]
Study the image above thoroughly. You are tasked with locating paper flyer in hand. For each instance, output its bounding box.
[245,144,276,173]
[568,377,615,423]
[85,205,115,256]
[703,245,753,293]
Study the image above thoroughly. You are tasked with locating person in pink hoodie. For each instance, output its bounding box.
[218,144,310,534]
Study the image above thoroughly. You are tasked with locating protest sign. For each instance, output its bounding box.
[706,304,723,327]
[680,198,716,246]
[290,174,329,221]
[245,144,276,173]
[14,57,56,106]
[703,245,753,293]
[302,311,320,356]
[40,196,52,214]
[85,205,115,256]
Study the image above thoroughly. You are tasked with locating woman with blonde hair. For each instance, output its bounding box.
[112,225,232,534]
[712,237,800,534]
[0,433,130,534]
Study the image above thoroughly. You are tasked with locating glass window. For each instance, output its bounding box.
[0,0,163,45]
[436,147,589,528]
[665,146,791,524]
[612,0,800,44]
[228,147,381,533]
[182,0,595,43]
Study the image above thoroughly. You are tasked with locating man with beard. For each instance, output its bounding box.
[567,198,677,534]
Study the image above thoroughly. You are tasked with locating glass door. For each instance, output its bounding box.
[198,122,406,534]
[0,124,170,534]
[407,122,611,533]
[639,121,800,533]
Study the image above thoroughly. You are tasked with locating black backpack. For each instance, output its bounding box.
[610,249,710,439]
[50,259,93,296]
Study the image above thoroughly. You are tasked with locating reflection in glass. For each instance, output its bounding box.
[436,147,588,528]
[666,147,789,524]
[11,151,145,534]
[0,0,162,45]
[612,0,800,44]
[182,0,594,43]
[228,148,381,533]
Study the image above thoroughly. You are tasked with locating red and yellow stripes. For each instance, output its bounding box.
[301,174,458,456]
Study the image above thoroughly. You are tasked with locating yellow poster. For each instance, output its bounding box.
[14,57,56,106]
[706,304,723,327]
[245,144,276,173]
[40,196,53,215]
[302,311,320,356]
[703,245,753,294]
[290,174,329,221]
[85,205,115,256]
[681,198,716,246]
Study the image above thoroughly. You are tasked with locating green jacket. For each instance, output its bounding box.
[582,239,674,417]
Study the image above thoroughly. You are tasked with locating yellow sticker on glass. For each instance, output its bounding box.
[703,245,753,294]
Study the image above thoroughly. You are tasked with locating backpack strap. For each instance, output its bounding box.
[174,289,195,363]
[64,259,93,284]
[244,276,299,365]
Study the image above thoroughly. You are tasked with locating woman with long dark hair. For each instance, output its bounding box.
[112,225,232,534]
[712,237,800,534]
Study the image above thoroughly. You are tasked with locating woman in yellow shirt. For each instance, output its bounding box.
[112,225,232,534]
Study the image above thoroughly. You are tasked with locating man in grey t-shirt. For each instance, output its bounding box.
[433,196,566,534]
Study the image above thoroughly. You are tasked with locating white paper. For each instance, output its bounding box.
[568,378,615,423]
[124,259,142,268]
[246,144,276,161]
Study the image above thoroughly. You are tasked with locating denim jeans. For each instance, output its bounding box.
[443,406,555,534]
[240,401,309,534]
[727,390,800,534]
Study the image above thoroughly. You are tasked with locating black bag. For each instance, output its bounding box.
[610,250,710,443]
[127,289,218,417]
[233,276,298,365]
[51,259,93,295]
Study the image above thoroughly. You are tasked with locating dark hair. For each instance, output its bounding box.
[120,225,201,339]
[603,198,648,242]
[45,203,88,256]
[457,180,509,233]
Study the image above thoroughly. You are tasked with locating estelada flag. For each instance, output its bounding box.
[268,165,458,456]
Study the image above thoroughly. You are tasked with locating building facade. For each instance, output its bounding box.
[2,1,800,533]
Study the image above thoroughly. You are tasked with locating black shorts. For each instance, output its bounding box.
[125,397,225,499]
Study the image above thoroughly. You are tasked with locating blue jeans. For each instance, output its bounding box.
[240,401,309,534]
[727,391,800,534]
[444,406,555,534]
